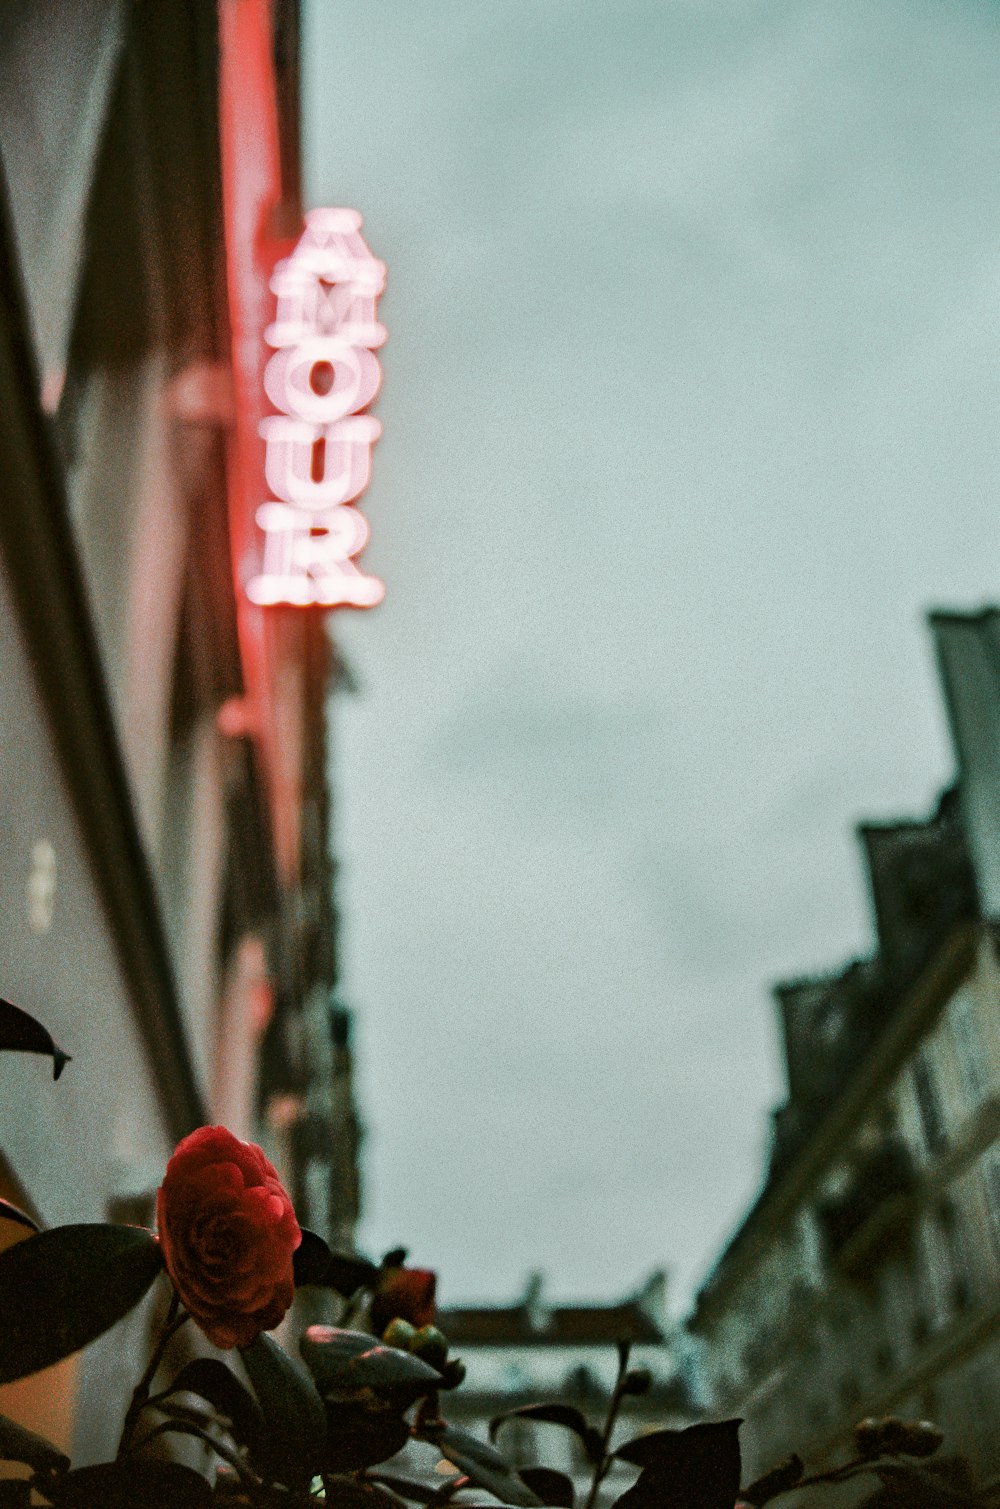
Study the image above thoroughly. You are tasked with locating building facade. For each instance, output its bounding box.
[689,610,1000,1488]
[0,0,360,1463]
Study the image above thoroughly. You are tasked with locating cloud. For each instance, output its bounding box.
[310,0,1000,1308]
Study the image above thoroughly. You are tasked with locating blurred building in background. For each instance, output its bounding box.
[438,1270,692,1492]
[689,608,1000,1487]
[0,0,361,1461]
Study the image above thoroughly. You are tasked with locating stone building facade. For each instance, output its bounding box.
[688,610,1000,1486]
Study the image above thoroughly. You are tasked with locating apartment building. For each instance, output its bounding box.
[689,611,1000,1486]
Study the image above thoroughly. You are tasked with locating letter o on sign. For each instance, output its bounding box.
[264,338,381,424]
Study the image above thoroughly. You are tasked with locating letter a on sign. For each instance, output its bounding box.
[247,208,386,609]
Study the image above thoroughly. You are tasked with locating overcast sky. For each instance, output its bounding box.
[302,0,1000,1315]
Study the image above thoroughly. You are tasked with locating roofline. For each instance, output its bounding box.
[689,920,978,1328]
[927,605,1000,627]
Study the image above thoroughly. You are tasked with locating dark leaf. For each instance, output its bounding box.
[129,1417,254,1483]
[419,1425,542,1508]
[159,1358,265,1455]
[742,1454,803,1506]
[153,1400,221,1429]
[615,1338,632,1375]
[613,1420,742,1509]
[426,1476,473,1507]
[300,1324,441,1406]
[293,1230,379,1294]
[0,1410,68,1474]
[325,1403,411,1472]
[369,1470,477,1506]
[0,1224,162,1384]
[49,1459,211,1508]
[0,1201,39,1236]
[519,1467,575,1507]
[382,1247,408,1266]
[322,1477,406,1509]
[437,1357,467,1390]
[370,1473,466,1504]
[490,1403,602,1464]
[239,1331,325,1487]
[0,1482,29,1507]
[0,1000,70,1078]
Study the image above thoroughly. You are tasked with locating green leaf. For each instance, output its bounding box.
[418,1425,542,1508]
[0,1410,69,1474]
[0,1224,163,1383]
[490,1403,602,1463]
[158,1357,265,1456]
[48,1459,211,1508]
[0,999,70,1078]
[293,1229,378,1294]
[0,1200,39,1235]
[612,1420,742,1509]
[519,1467,575,1507]
[239,1331,326,1487]
[128,1417,254,1485]
[300,1324,441,1406]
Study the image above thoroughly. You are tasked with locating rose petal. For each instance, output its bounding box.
[156,1126,301,1349]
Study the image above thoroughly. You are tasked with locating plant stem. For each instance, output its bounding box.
[582,1343,632,1509]
[752,1456,884,1505]
[117,1289,189,1457]
[126,1416,261,1486]
[339,1286,366,1328]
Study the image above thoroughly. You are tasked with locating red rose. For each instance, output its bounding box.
[371,1264,437,1335]
[156,1125,301,1349]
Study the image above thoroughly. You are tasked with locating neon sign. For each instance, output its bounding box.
[247,208,386,608]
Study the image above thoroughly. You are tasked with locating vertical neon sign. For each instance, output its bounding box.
[247,208,386,608]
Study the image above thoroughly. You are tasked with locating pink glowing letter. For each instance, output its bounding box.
[248,208,385,609]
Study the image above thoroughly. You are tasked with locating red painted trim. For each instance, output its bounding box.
[218,0,299,881]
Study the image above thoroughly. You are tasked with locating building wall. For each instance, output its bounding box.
[0,0,359,1460]
[692,925,1000,1485]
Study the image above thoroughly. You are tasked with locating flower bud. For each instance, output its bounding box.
[382,1317,418,1351]
[438,1357,467,1389]
[370,1264,437,1336]
[875,1417,909,1455]
[852,1419,882,1458]
[900,1421,944,1458]
[622,1367,652,1396]
[410,1324,449,1370]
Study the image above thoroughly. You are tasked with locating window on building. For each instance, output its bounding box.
[912,1052,946,1156]
[912,1309,931,1346]
[160,610,198,952]
[951,993,991,1110]
[937,1196,974,1313]
[982,1156,1000,1259]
